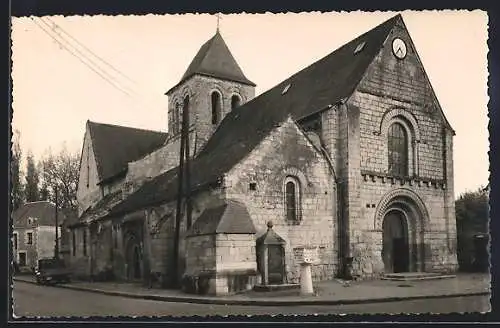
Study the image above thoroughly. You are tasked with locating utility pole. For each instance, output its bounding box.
[54,185,59,260]
[185,100,192,230]
[173,101,187,287]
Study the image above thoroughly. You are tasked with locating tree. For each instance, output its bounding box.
[455,185,489,271]
[38,160,50,201]
[24,151,40,202]
[39,144,80,212]
[11,129,24,210]
[455,186,489,234]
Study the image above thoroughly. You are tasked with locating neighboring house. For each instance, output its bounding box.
[69,14,458,294]
[12,201,66,271]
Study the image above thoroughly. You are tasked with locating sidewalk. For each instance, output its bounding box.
[13,273,491,306]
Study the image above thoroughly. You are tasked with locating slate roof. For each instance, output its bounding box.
[186,200,256,236]
[12,201,66,228]
[88,121,168,184]
[74,190,124,226]
[167,30,255,94]
[108,14,401,217]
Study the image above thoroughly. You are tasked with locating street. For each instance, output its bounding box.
[12,281,490,318]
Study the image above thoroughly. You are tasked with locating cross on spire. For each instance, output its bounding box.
[216,13,222,32]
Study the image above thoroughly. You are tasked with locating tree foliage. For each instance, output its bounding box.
[24,151,40,202]
[455,186,489,234]
[11,129,24,210]
[39,144,80,212]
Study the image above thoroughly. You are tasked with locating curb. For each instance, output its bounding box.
[14,278,490,307]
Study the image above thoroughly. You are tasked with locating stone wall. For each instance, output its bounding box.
[145,188,227,285]
[69,226,91,279]
[126,130,197,188]
[167,75,255,151]
[225,117,337,283]
[337,20,458,277]
[76,127,102,216]
[185,234,216,275]
[216,233,256,273]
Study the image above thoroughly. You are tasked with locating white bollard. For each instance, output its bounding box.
[300,262,314,295]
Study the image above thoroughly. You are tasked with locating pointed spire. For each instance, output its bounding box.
[174,29,256,89]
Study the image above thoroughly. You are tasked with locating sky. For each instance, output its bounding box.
[11,10,489,198]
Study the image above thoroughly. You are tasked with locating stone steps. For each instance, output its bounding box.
[381,272,456,281]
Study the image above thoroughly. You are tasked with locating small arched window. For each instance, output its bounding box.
[172,102,181,135]
[231,95,241,110]
[182,96,189,131]
[284,176,301,223]
[388,122,408,176]
[211,91,222,125]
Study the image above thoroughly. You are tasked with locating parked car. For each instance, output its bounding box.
[35,258,72,285]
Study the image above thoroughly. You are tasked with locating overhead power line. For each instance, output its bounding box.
[31,16,133,97]
[42,16,138,86]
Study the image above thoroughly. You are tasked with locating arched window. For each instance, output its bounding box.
[388,122,408,176]
[231,95,241,110]
[211,91,222,125]
[182,96,189,131]
[172,102,181,135]
[284,176,301,223]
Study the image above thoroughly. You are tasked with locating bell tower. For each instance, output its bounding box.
[165,29,256,154]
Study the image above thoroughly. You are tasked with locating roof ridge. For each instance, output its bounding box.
[267,14,400,95]
[88,120,167,135]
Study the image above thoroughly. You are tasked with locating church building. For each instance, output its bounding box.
[68,14,458,295]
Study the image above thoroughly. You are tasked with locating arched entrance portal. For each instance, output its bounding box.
[382,210,409,273]
[375,189,430,274]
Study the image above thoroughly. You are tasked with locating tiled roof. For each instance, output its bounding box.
[109,15,400,216]
[88,121,168,184]
[186,200,256,236]
[167,30,255,94]
[12,201,66,227]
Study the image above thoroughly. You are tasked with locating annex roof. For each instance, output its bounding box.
[186,200,256,236]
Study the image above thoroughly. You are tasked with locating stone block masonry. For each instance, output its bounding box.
[225,117,338,283]
[338,21,458,277]
[167,75,255,152]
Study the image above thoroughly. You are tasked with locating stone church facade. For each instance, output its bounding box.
[68,14,458,295]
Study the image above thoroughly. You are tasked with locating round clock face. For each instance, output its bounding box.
[392,38,407,59]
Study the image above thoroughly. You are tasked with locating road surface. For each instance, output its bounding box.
[12,281,490,318]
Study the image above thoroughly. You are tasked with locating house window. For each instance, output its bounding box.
[26,232,33,245]
[284,176,301,223]
[72,230,76,256]
[13,233,18,250]
[83,229,87,256]
[211,91,222,125]
[388,122,408,176]
[231,95,241,110]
